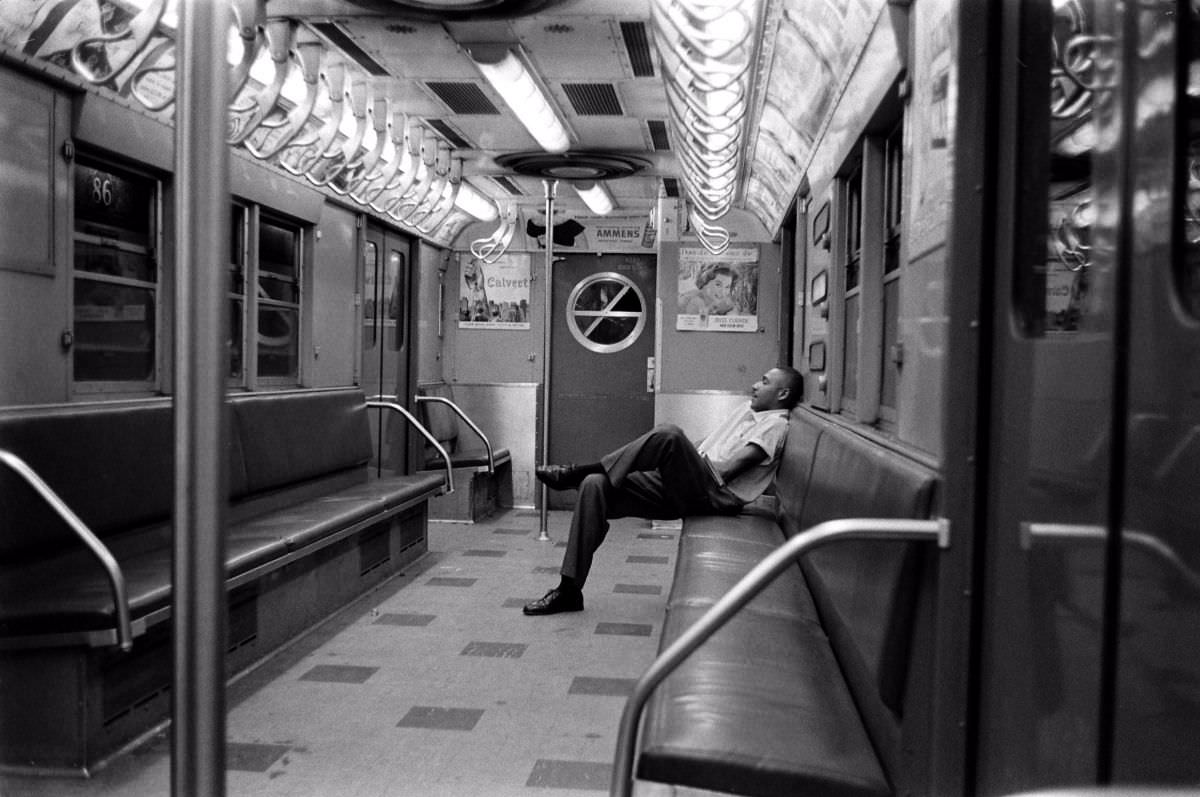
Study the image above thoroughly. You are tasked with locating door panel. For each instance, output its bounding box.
[361,226,410,473]
[978,2,1200,792]
[1111,5,1200,784]
[975,1,1118,791]
[548,254,655,509]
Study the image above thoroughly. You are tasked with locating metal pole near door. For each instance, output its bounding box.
[538,179,557,542]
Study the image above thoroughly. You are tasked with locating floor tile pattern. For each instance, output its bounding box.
[525,758,611,791]
[613,584,662,595]
[298,664,378,683]
[374,612,436,627]
[626,555,670,565]
[397,706,486,731]
[568,676,637,696]
[595,622,653,637]
[226,743,291,773]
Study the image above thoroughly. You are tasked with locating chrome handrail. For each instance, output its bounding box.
[0,449,134,652]
[1021,522,1200,595]
[365,397,454,494]
[414,394,497,473]
[611,516,951,797]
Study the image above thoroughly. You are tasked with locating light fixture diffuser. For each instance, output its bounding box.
[454,180,500,222]
[572,180,614,215]
[468,45,570,154]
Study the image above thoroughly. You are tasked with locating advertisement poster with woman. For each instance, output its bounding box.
[676,245,759,331]
[457,253,531,329]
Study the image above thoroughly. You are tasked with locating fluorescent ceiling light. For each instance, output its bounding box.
[469,45,570,154]
[572,180,614,215]
[454,179,499,222]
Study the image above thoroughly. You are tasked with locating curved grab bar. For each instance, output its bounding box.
[611,517,950,797]
[1021,522,1200,595]
[0,450,133,652]
[364,397,454,494]
[71,0,167,84]
[414,394,496,473]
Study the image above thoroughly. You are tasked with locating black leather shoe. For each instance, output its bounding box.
[535,464,588,491]
[523,586,584,615]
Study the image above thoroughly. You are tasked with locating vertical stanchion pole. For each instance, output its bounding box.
[537,179,558,542]
[173,1,230,795]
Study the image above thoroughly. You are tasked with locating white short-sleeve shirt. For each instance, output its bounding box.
[696,403,789,503]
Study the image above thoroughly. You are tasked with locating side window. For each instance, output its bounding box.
[256,214,302,381]
[839,159,863,414]
[880,121,904,421]
[229,204,247,381]
[72,157,159,391]
[1180,4,1200,314]
[832,105,904,427]
[228,204,306,386]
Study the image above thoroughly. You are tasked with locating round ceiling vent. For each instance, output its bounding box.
[494,151,651,182]
[340,0,569,19]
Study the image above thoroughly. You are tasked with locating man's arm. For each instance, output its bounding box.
[707,443,768,484]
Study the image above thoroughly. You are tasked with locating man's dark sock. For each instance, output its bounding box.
[558,576,581,594]
[574,462,604,477]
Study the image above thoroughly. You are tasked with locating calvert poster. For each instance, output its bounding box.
[457,252,531,329]
[676,245,759,332]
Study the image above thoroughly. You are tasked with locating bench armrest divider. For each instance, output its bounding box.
[611,516,950,797]
[414,394,497,473]
[365,397,454,493]
[0,449,134,652]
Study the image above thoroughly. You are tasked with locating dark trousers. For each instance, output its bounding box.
[560,424,743,587]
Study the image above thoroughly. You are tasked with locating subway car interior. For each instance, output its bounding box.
[2,0,1199,795]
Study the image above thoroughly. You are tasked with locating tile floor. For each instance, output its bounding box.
[1,510,725,797]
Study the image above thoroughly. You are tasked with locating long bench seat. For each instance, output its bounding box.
[0,387,445,773]
[634,408,940,797]
[0,470,443,641]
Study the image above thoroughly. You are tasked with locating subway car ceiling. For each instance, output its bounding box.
[0,0,870,253]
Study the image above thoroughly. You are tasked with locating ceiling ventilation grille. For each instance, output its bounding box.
[492,176,525,196]
[647,120,670,150]
[312,23,390,77]
[620,21,654,77]
[425,82,500,114]
[562,83,623,116]
[426,119,472,149]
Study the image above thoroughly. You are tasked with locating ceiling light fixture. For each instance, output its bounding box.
[572,180,614,215]
[467,44,570,154]
[454,179,500,222]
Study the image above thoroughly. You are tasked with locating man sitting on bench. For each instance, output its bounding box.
[524,366,803,616]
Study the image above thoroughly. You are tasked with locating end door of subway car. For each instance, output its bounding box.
[547,254,656,510]
[361,224,414,473]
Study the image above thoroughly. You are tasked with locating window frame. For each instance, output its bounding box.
[879,119,905,426]
[830,98,905,430]
[70,154,162,395]
[252,209,305,386]
[228,202,249,385]
[227,203,307,389]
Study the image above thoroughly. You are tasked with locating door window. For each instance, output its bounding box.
[363,240,379,350]
[565,272,647,353]
[385,248,404,351]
